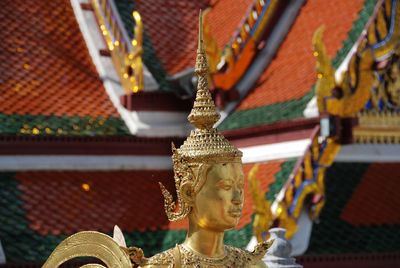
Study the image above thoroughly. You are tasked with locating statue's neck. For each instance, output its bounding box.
[183,219,225,258]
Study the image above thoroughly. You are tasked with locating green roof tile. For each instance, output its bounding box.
[0,113,130,136]
[225,223,253,248]
[0,173,66,263]
[219,91,313,131]
[0,173,255,263]
[306,162,400,255]
[331,0,375,68]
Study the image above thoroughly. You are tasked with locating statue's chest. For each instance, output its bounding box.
[180,258,249,268]
[179,245,251,268]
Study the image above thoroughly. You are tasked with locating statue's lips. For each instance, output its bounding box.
[228,209,242,217]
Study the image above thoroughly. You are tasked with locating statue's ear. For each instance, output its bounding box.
[180,182,195,205]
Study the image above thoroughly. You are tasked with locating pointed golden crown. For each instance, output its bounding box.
[177,11,242,164]
[160,11,242,222]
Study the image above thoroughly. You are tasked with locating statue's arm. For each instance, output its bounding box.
[248,239,272,268]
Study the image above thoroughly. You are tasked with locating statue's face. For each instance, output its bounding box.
[191,162,244,231]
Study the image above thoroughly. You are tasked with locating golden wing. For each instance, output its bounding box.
[42,231,132,268]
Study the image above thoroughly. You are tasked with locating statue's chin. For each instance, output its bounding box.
[221,217,241,230]
[203,220,239,232]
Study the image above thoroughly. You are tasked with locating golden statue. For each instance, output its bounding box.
[42,11,272,268]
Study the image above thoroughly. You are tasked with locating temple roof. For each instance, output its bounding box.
[112,0,374,132]
[0,160,291,263]
[115,0,254,90]
[0,0,129,136]
[204,0,254,50]
[306,162,400,255]
[0,0,377,136]
[219,0,372,130]
[2,160,400,265]
[132,0,207,75]
[1,0,398,266]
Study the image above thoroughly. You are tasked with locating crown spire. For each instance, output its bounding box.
[187,10,220,130]
[198,9,204,54]
[160,11,242,222]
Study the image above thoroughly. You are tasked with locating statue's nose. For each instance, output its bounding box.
[232,190,243,205]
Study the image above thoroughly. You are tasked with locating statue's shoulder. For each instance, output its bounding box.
[139,242,271,268]
[225,245,255,266]
[140,247,174,268]
[225,240,272,267]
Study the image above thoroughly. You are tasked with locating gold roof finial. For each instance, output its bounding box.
[188,10,220,130]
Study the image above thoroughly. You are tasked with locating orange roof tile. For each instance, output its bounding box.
[17,170,174,235]
[0,161,287,265]
[135,0,253,75]
[16,162,283,235]
[206,0,254,49]
[135,0,209,75]
[340,163,400,226]
[237,0,365,110]
[0,0,118,117]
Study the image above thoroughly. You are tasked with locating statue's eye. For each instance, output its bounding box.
[217,179,234,190]
[219,183,233,191]
[223,185,233,190]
